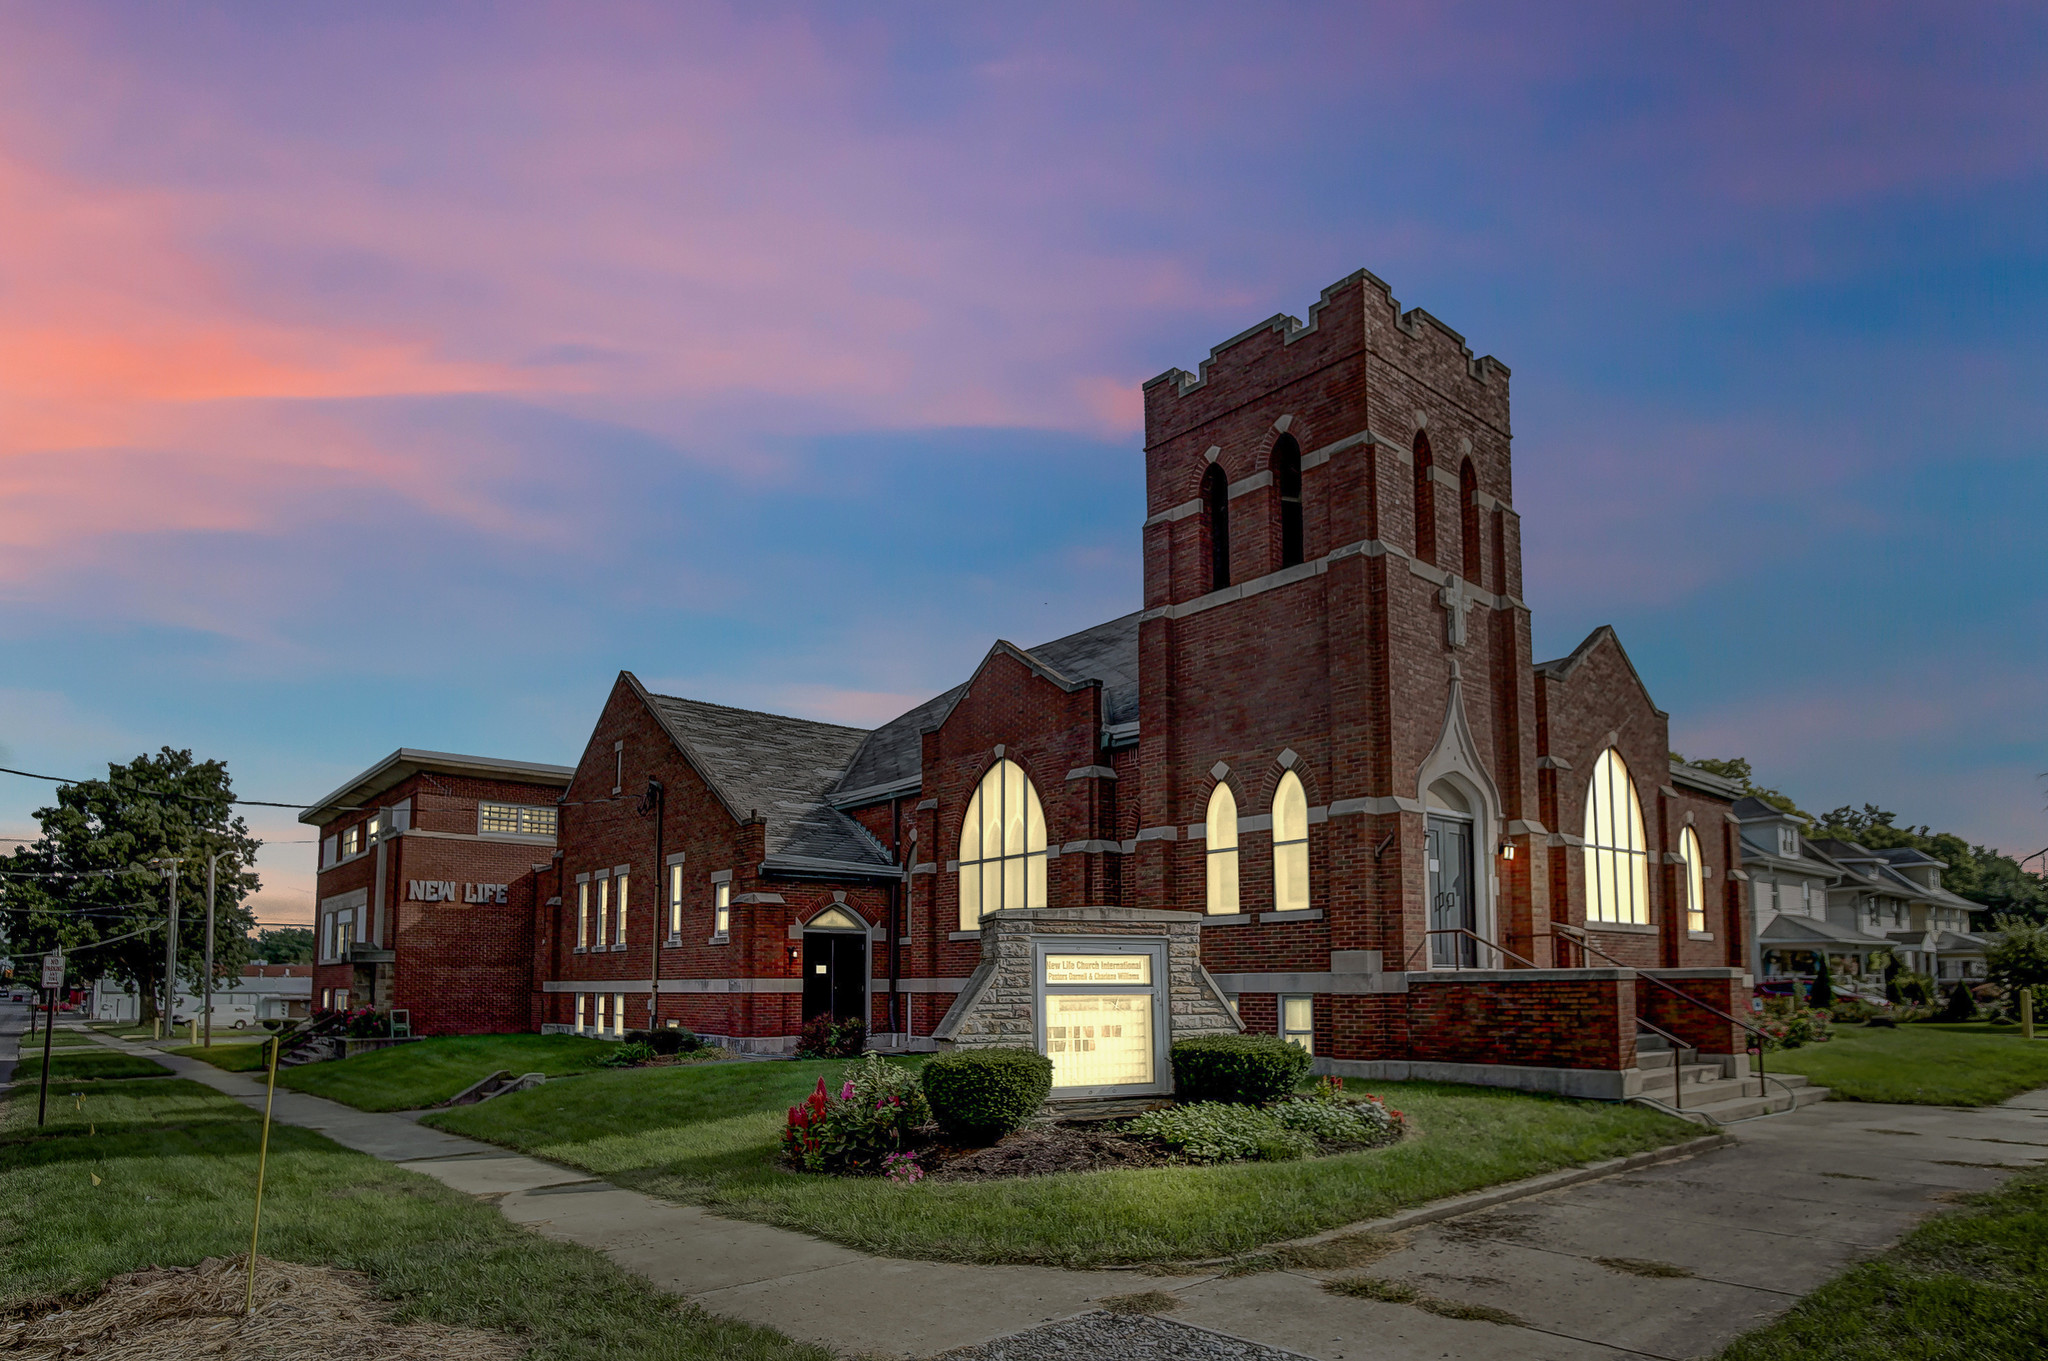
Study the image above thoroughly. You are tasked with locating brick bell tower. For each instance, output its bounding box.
[1131,270,1551,1021]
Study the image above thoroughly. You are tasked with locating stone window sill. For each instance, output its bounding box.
[1688,931,1716,941]
[1199,913,1253,927]
[663,935,683,948]
[1586,920,1657,934]
[572,946,588,954]
[1261,908,1323,923]
[707,934,729,946]
[610,942,628,952]
[949,930,982,942]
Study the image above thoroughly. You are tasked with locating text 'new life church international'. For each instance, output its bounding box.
[307,269,1754,1102]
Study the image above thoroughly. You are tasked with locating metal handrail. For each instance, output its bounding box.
[1555,923,1774,1101]
[1634,1015,1696,1115]
[1404,927,1543,973]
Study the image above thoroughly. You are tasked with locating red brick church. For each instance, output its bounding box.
[309,269,1753,1101]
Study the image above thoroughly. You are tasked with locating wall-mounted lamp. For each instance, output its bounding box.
[1498,842,1516,860]
[786,945,800,963]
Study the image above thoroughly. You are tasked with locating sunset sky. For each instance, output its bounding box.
[2,2,2043,926]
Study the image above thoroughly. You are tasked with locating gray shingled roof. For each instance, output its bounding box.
[832,612,1140,799]
[642,693,895,871]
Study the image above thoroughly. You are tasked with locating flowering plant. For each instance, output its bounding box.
[780,1053,931,1174]
[881,1151,925,1184]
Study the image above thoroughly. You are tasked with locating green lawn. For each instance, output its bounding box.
[1759,1022,2048,1105]
[424,1060,1700,1267]
[85,1023,162,1041]
[10,1050,172,1082]
[169,1041,275,1072]
[278,1034,624,1111]
[1718,1164,2048,1359]
[0,1077,824,1359]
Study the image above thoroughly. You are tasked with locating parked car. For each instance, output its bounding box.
[172,1000,260,1029]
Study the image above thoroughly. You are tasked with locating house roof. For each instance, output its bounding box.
[831,612,1140,801]
[297,749,575,826]
[1936,931,1990,953]
[1670,761,1743,800]
[1759,913,1892,949]
[1732,795,1803,823]
[638,689,896,874]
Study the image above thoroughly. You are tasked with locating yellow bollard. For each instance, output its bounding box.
[189,1018,198,1045]
[245,1033,282,1315]
[2024,989,2035,1042]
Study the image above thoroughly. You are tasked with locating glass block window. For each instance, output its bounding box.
[479,802,558,837]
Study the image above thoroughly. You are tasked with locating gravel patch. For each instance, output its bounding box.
[929,1311,1311,1360]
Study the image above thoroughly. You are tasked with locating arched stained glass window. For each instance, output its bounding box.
[1273,771,1310,913]
[1274,435,1304,569]
[1202,464,1231,592]
[1205,783,1239,915]
[957,759,1047,930]
[1582,749,1649,925]
[1679,825,1706,934]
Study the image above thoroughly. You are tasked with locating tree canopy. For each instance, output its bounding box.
[1812,803,2047,922]
[1670,753,1812,820]
[0,748,262,1020]
[253,926,315,964]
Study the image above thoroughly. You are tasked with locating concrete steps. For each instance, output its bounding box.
[1629,1052,1829,1123]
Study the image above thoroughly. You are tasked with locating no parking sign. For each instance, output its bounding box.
[40,954,63,990]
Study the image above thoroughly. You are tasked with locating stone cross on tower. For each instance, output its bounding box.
[1438,576,1477,648]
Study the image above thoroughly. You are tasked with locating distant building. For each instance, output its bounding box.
[298,749,572,1033]
[90,965,311,1026]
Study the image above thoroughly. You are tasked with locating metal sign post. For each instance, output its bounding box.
[36,953,61,1127]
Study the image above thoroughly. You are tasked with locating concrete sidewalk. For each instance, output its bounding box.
[77,1028,2048,1361]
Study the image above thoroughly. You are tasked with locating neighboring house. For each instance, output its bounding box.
[90,965,312,1025]
[298,749,573,1035]
[1735,797,1891,986]
[1808,840,1992,983]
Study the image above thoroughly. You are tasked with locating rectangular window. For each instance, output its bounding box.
[479,802,559,837]
[576,881,590,948]
[596,877,610,947]
[615,993,628,1037]
[366,814,383,843]
[668,864,684,938]
[575,993,587,1033]
[614,873,629,946]
[1282,995,1314,1053]
[714,882,731,939]
[341,825,363,857]
[321,836,338,869]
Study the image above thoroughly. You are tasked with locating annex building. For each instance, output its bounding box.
[311,270,1755,1102]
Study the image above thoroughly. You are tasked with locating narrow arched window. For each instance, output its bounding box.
[1274,434,1303,568]
[1202,464,1231,591]
[1459,458,1480,582]
[1582,748,1649,925]
[1679,825,1706,934]
[1413,431,1436,566]
[1205,783,1239,915]
[1273,771,1309,913]
[957,758,1047,930]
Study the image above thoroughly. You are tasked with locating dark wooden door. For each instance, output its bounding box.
[802,933,868,1022]
[1427,816,1476,967]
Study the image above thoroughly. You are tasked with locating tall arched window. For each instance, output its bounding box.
[1412,431,1436,566]
[1273,771,1310,913]
[1459,458,1480,582]
[1273,435,1303,569]
[1583,748,1649,925]
[1205,783,1239,915]
[957,759,1047,930]
[1679,825,1706,934]
[1202,464,1231,592]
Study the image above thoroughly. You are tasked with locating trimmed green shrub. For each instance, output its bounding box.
[1170,1033,1312,1104]
[1940,981,1979,1023]
[797,1015,867,1059]
[921,1047,1052,1141]
[648,1026,698,1056]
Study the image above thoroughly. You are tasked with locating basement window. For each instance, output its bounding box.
[1282,995,1315,1054]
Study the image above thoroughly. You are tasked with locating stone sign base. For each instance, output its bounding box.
[932,906,1241,1098]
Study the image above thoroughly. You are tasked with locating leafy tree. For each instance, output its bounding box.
[0,748,261,1023]
[1939,980,1977,1022]
[1987,917,2048,992]
[253,927,314,964]
[1669,753,1812,821]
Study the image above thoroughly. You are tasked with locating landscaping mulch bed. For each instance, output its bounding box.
[0,1254,519,1361]
[927,1124,1170,1181]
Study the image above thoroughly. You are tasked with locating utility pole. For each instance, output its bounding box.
[154,858,183,1037]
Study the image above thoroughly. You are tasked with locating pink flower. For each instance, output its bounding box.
[840,1081,856,1101]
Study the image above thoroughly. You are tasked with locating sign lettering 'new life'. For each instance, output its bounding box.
[407,881,510,904]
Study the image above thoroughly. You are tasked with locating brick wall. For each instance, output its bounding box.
[1638,970,1749,1056]
[1407,972,1637,1070]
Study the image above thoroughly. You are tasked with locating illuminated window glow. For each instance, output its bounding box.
[713,881,730,939]
[1680,825,1706,933]
[668,864,684,937]
[479,802,557,837]
[1582,748,1650,925]
[956,759,1048,930]
[1272,771,1310,913]
[1205,783,1240,915]
[1282,994,1314,1053]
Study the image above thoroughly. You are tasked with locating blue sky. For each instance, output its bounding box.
[1,1,2043,923]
